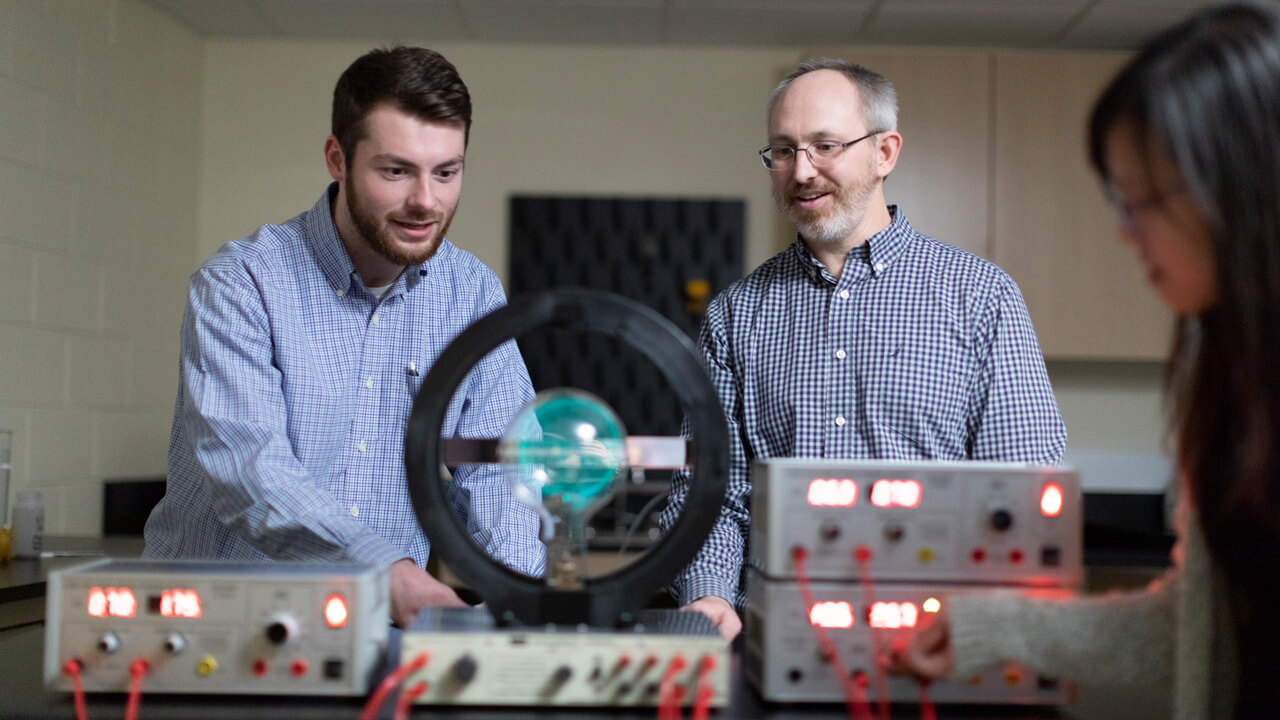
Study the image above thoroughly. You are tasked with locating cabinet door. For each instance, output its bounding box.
[993,52,1171,360]
[799,51,991,258]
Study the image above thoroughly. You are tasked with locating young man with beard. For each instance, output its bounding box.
[143,47,544,628]
[660,59,1066,640]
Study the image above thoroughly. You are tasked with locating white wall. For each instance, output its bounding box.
[198,38,1168,453]
[197,40,798,278]
[0,22,1169,535]
[0,0,201,534]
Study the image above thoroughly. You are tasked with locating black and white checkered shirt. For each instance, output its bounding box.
[661,207,1066,608]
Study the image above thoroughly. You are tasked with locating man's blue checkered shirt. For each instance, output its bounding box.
[660,207,1066,609]
[144,185,545,576]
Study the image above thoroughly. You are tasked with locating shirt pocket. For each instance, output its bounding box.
[858,331,975,459]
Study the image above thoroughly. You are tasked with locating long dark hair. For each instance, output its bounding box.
[1087,3,1280,714]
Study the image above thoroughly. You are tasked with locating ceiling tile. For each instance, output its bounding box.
[254,0,468,40]
[459,0,664,44]
[862,0,1087,47]
[143,0,279,36]
[1061,2,1219,50]
[666,1,877,45]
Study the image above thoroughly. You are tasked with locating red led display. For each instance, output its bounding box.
[809,601,855,629]
[160,589,202,619]
[870,479,922,509]
[868,601,918,629]
[807,478,858,507]
[87,587,137,618]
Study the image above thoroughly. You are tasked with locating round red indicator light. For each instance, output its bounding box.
[1040,483,1064,517]
[1010,549,1024,564]
[971,548,987,563]
[324,594,348,629]
[252,660,268,677]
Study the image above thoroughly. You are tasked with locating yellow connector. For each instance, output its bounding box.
[196,655,218,677]
[917,547,934,563]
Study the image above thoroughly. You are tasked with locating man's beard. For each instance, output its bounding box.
[774,171,878,246]
[347,180,453,266]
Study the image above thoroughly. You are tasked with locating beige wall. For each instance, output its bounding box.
[197,40,798,278]
[198,38,1168,455]
[0,0,202,534]
[0,20,1168,536]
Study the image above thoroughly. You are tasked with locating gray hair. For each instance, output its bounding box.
[767,57,898,132]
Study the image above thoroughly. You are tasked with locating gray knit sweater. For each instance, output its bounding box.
[949,505,1237,719]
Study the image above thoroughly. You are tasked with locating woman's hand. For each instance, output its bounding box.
[880,608,955,680]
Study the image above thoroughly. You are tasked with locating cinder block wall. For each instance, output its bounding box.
[0,0,201,534]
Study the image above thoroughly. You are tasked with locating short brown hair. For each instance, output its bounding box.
[331,46,472,165]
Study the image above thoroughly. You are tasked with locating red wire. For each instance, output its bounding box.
[124,659,149,720]
[792,546,874,720]
[690,654,717,720]
[918,680,937,720]
[656,655,688,720]
[392,680,428,720]
[853,547,890,720]
[62,659,90,720]
[359,652,429,720]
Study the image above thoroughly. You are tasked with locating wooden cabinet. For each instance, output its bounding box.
[789,50,1172,359]
[991,52,1172,360]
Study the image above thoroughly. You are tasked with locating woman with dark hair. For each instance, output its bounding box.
[886,3,1280,717]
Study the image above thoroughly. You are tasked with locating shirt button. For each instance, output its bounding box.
[365,378,374,389]
[835,416,846,427]
[372,314,380,326]
[839,290,850,299]
[835,349,847,360]
[335,288,345,297]
[350,505,359,517]
[874,262,885,273]
[357,441,367,453]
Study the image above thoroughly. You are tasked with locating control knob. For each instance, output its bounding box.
[990,509,1014,532]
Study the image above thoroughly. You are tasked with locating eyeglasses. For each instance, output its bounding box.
[1103,181,1188,230]
[758,130,883,171]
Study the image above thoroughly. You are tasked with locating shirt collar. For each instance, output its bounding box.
[790,205,916,284]
[305,183,433,298]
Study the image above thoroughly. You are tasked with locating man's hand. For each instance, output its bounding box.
[682,595,742,641]
[880,608,954,680]
[389,558,466,628]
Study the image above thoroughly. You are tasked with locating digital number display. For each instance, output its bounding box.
[870,479,922,509]
[155,589,203,618]
[807,478,858,507]
[868,601,919,629]
[809,601,855,629]
[87,587,137,618]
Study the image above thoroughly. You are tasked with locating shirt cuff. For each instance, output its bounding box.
[676,574,738,608]
[345,531,412,569]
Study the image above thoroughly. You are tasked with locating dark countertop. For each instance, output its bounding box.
[0,535,145,604]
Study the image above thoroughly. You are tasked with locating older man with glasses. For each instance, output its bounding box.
[659,58,1067,640]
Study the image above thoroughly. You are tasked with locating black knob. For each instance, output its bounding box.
[265,622,290,645]
[990,509,1014,532]
[788,668,804,683]
[883,524,905,542]
[819,522,841,542]
[552,665,573,684]
[453,655,478,683]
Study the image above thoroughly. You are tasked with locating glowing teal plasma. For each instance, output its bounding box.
[499,389,627,513]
